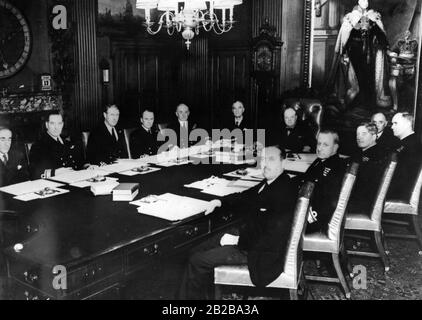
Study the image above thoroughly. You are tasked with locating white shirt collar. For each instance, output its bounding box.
[48,132,63,144]
[142,125,151,132]
[104,121,115,135]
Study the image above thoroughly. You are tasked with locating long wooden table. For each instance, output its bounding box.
[1,163,257,300]
[1,156,313,300]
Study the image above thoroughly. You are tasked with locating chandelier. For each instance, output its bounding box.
[136,0,243,49]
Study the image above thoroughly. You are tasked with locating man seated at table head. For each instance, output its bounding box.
[279,106,316,153]
[168,103,197,148]
[299,129,346,234]
[0,126,29,187]
[388,112,422,201]
[86,104,128,165]
[371,112,400,153]
[224,100,251,131]
[130,108,161,158]
[348,122,388,214]
[178,145,299,299]
[29,111,86,180]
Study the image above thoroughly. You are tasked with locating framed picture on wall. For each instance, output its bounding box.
[98,0,147,36]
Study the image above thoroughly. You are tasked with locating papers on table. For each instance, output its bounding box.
[70,177,118,188]
[284,161,312,173]
[100,159,148,173]
[223,168,264,181]
[284,153,318,173]
[0,179,65,196]
[185,176,230,190]
[185,176,260,197]
[120,167,161,176]
[132,193,211,221]
[14,188,70,202]
[158,159,193,167]
[90,180,120,196]
[49,169,111,184]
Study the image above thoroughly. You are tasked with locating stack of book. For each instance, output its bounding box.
[112,183,139,201]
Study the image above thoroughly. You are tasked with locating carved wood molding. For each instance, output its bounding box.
[302,0,313,88]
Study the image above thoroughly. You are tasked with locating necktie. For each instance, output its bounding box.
[112,128,118,141]
[258,180,268,194]
[1,153,7,165]
[57,137,62,145]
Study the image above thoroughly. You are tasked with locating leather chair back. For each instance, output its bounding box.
[123,128,137,159]
[282,182,314,286]
[328,162,359,245]
[283,98,323,137]
[370,153,398,223]
[81,131,90,160]
[409,163,422,210]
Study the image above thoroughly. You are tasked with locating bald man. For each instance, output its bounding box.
[278,107,316,153]
[168,103,197,148]
[371,112,399,153]
[388,112,422,201]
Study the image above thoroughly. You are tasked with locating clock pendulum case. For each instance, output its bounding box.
[0,0,31,79]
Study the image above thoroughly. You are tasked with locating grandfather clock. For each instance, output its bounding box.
[251,20,283,128]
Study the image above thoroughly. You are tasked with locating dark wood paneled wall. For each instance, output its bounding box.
[96,0,306,130]
[72,0,101,131]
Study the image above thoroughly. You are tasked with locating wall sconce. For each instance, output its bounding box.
[315,0,328,18]
[99,58,110,85]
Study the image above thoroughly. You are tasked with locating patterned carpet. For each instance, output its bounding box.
[120,222,422,301]
[0,223,421,300]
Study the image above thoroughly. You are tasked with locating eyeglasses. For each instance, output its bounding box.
[0,137,12,142]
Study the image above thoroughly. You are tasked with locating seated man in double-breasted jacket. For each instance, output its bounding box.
[86,104,128,165]
[29,111,87,180]
[179,145,298,299]
[295,129,347,234]
[348,122,388,215]
[130,108,162,158]
[0,126,29,187]
[269,107,316,153]
[388,112,422,202]
[371,112,400,154]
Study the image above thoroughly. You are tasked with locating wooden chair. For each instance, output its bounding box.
[81,131,90,160]
[0,210,19,276]
[345,153,398,272]
[383,162,422,255]
[283,98,323,137]
[123,128,137,159]
[213,182,315,300]
[303,162,359,299]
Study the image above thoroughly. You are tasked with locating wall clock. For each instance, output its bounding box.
[0,0,31,79]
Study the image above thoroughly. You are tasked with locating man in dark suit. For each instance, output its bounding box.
[223,100,252,131]
[29,112,86,180]
[371,112,400,153]
[276,107,316,153]
[86,104,128,165]
[348,122,388,215]
[0,126,29,187]
[298,129,346,234]
[388,112,422,201]
[167,103,197,148]
[130,109,161,158]
[179,146,298,299]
